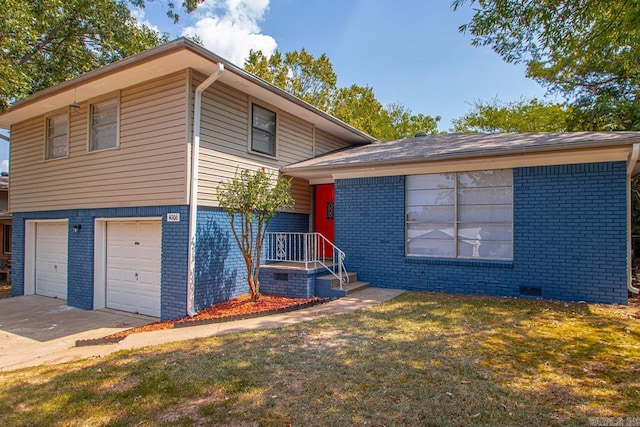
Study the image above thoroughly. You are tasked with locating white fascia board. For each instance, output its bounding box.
[289,146,633,181]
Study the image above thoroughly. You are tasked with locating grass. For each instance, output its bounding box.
[1,292,639,426]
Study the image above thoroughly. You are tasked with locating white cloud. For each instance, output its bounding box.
[131,7,161,34]
[1,160,9,173]
[181,0,276,66]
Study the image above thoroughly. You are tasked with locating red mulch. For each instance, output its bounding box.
[102,294,324,341]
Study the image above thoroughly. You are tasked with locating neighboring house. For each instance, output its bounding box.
[283,132,640,305]
[0,172,12,277]
[0,38,374,320]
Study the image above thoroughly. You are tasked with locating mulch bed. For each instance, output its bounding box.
[76,294,327,347]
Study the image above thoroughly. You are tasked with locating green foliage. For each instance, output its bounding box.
[130,0,204,23]
[0,0,167,112]
[453,0,640,131]
[217,168,294,301]
[452,97,573,133]
[245,49,337,112]
[245,49,440,141]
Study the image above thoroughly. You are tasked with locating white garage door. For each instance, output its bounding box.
[106,221,161,317]
[35,222,68,299]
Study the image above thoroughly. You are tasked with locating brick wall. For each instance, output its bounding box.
[194,207,309,310]
[335,162,628,304]
[11,205,190,320]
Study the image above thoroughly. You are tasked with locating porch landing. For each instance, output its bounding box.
[259,262,369,299]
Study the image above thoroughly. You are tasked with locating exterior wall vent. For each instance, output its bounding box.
[274,273,289,281]
[519,286,542,297]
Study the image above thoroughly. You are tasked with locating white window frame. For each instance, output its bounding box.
[248,102,277,158]
[44,109,69,160]
[88,93,120,152]
[405,169,514,261]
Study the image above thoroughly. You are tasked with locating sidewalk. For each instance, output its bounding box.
[0,288,403,371]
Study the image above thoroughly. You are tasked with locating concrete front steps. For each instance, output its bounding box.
[315,272,370,298]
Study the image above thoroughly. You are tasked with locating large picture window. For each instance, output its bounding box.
[251,104,276,156]
[45,112,68,159]
[406,169,513,260]
[89,98,119,151]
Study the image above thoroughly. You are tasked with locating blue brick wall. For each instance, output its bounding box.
[335,162,628,304]
[12,206,190,320]
[194,207,309,310]
[259,266,315,298]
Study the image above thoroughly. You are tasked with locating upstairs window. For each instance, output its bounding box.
[251,104,276,156]
[89,98,119,151]
[406,169,513,260]
[45,112,68,159]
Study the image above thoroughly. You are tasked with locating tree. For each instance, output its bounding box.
[452,97,573,133]
[245,49,337,112]
[129,0,203,24]
[380,102,440,140]
[330,84,387,138]
[452,0,640,131]
[217,168,294,302]
[245,50,441,140]
[0,0,166,112]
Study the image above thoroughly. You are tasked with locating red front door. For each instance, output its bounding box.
[314,184,335,256]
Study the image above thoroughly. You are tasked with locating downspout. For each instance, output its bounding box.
[627,143,640,294]
[187,63,224,316]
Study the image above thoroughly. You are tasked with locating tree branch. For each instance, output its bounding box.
[18,17,69,66]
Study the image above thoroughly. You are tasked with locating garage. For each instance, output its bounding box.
[105,220,161,317]
[35,222,68,299]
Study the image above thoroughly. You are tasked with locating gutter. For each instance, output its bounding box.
[627,143,640,294]
[187,63,225,316]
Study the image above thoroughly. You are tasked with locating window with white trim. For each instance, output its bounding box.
[45,112,68,159]
[406,169,513,260]
[89,98,119,151]
[251,104,276,156]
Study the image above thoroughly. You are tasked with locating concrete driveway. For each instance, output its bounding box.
[0,288,405,372]
[0,295,154,371]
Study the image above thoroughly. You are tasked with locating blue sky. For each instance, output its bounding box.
[138,0,552,131]
[0,0,554,171]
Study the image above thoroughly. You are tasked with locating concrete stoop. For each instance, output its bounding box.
[315,272,370,298]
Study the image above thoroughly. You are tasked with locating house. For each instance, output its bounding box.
[0,38,374,320]
[2,39,638,320]
[283,132,640,304]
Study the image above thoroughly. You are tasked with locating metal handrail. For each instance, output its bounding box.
[264,232,349,288]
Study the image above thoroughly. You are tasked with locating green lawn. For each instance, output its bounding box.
[1,292,639,426]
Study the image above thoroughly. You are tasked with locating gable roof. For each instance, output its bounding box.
[283,132,640,181]
[0,38,375,145]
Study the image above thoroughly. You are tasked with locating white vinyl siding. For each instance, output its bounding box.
[89,97,119,151]
[194,73,350,214]
[406,169,513,260]
[315,128,346,154]
[45,112,68,159]
[9,71,190,212]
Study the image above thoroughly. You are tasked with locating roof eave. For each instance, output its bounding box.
[283,139,639,177]
[1,38,375,144]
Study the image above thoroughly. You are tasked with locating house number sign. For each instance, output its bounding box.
[167,213,180,222]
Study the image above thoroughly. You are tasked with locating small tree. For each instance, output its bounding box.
[217,168,294,301]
